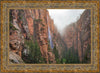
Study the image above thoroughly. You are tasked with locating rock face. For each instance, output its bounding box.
[9,51,24,64]
[9,9,55,63]
[48,51,56,63]
[63,9,91,62]
[10,30,24,57]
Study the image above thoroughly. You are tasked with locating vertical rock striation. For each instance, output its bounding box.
[9,9,56,63]
[63,9,91,62]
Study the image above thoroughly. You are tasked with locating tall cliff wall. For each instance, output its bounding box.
[9,9,56,64]
[63,9,91,63]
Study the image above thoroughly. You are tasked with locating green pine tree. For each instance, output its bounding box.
[53,45,60,64]
[22,40,46,64]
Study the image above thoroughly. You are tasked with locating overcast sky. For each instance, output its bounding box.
[47,9,85,34]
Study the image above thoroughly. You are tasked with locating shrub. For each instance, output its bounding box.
[42,23,45,26]
[9,23,18,30]
[34,19,42,22]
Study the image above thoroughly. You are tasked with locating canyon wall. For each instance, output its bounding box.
[9,9,55,63]
[63,9,91,62]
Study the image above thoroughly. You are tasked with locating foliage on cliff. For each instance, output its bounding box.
[9,10,18,30]
[9,23,18,30]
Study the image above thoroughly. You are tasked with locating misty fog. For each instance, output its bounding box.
[48,9,85,35]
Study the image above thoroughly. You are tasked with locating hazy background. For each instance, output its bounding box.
[48,9,85,34]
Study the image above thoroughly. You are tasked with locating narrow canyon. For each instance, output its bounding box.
[9,9,91,64]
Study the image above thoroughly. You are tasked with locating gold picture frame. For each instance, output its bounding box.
[0,1,99,72]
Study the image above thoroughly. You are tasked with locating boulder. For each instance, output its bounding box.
[9,51,24,64]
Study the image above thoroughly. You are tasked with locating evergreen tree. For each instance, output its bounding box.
[22,40,45,63]
[62,46,80,64]
[53,45,60,64]
[53,45,59,59]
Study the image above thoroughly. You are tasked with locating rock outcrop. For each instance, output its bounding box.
[9,51,24,64]
[10,30,24,57]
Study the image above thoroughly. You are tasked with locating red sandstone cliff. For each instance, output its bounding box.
[9,9,56,64]
[63,9,91,62]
